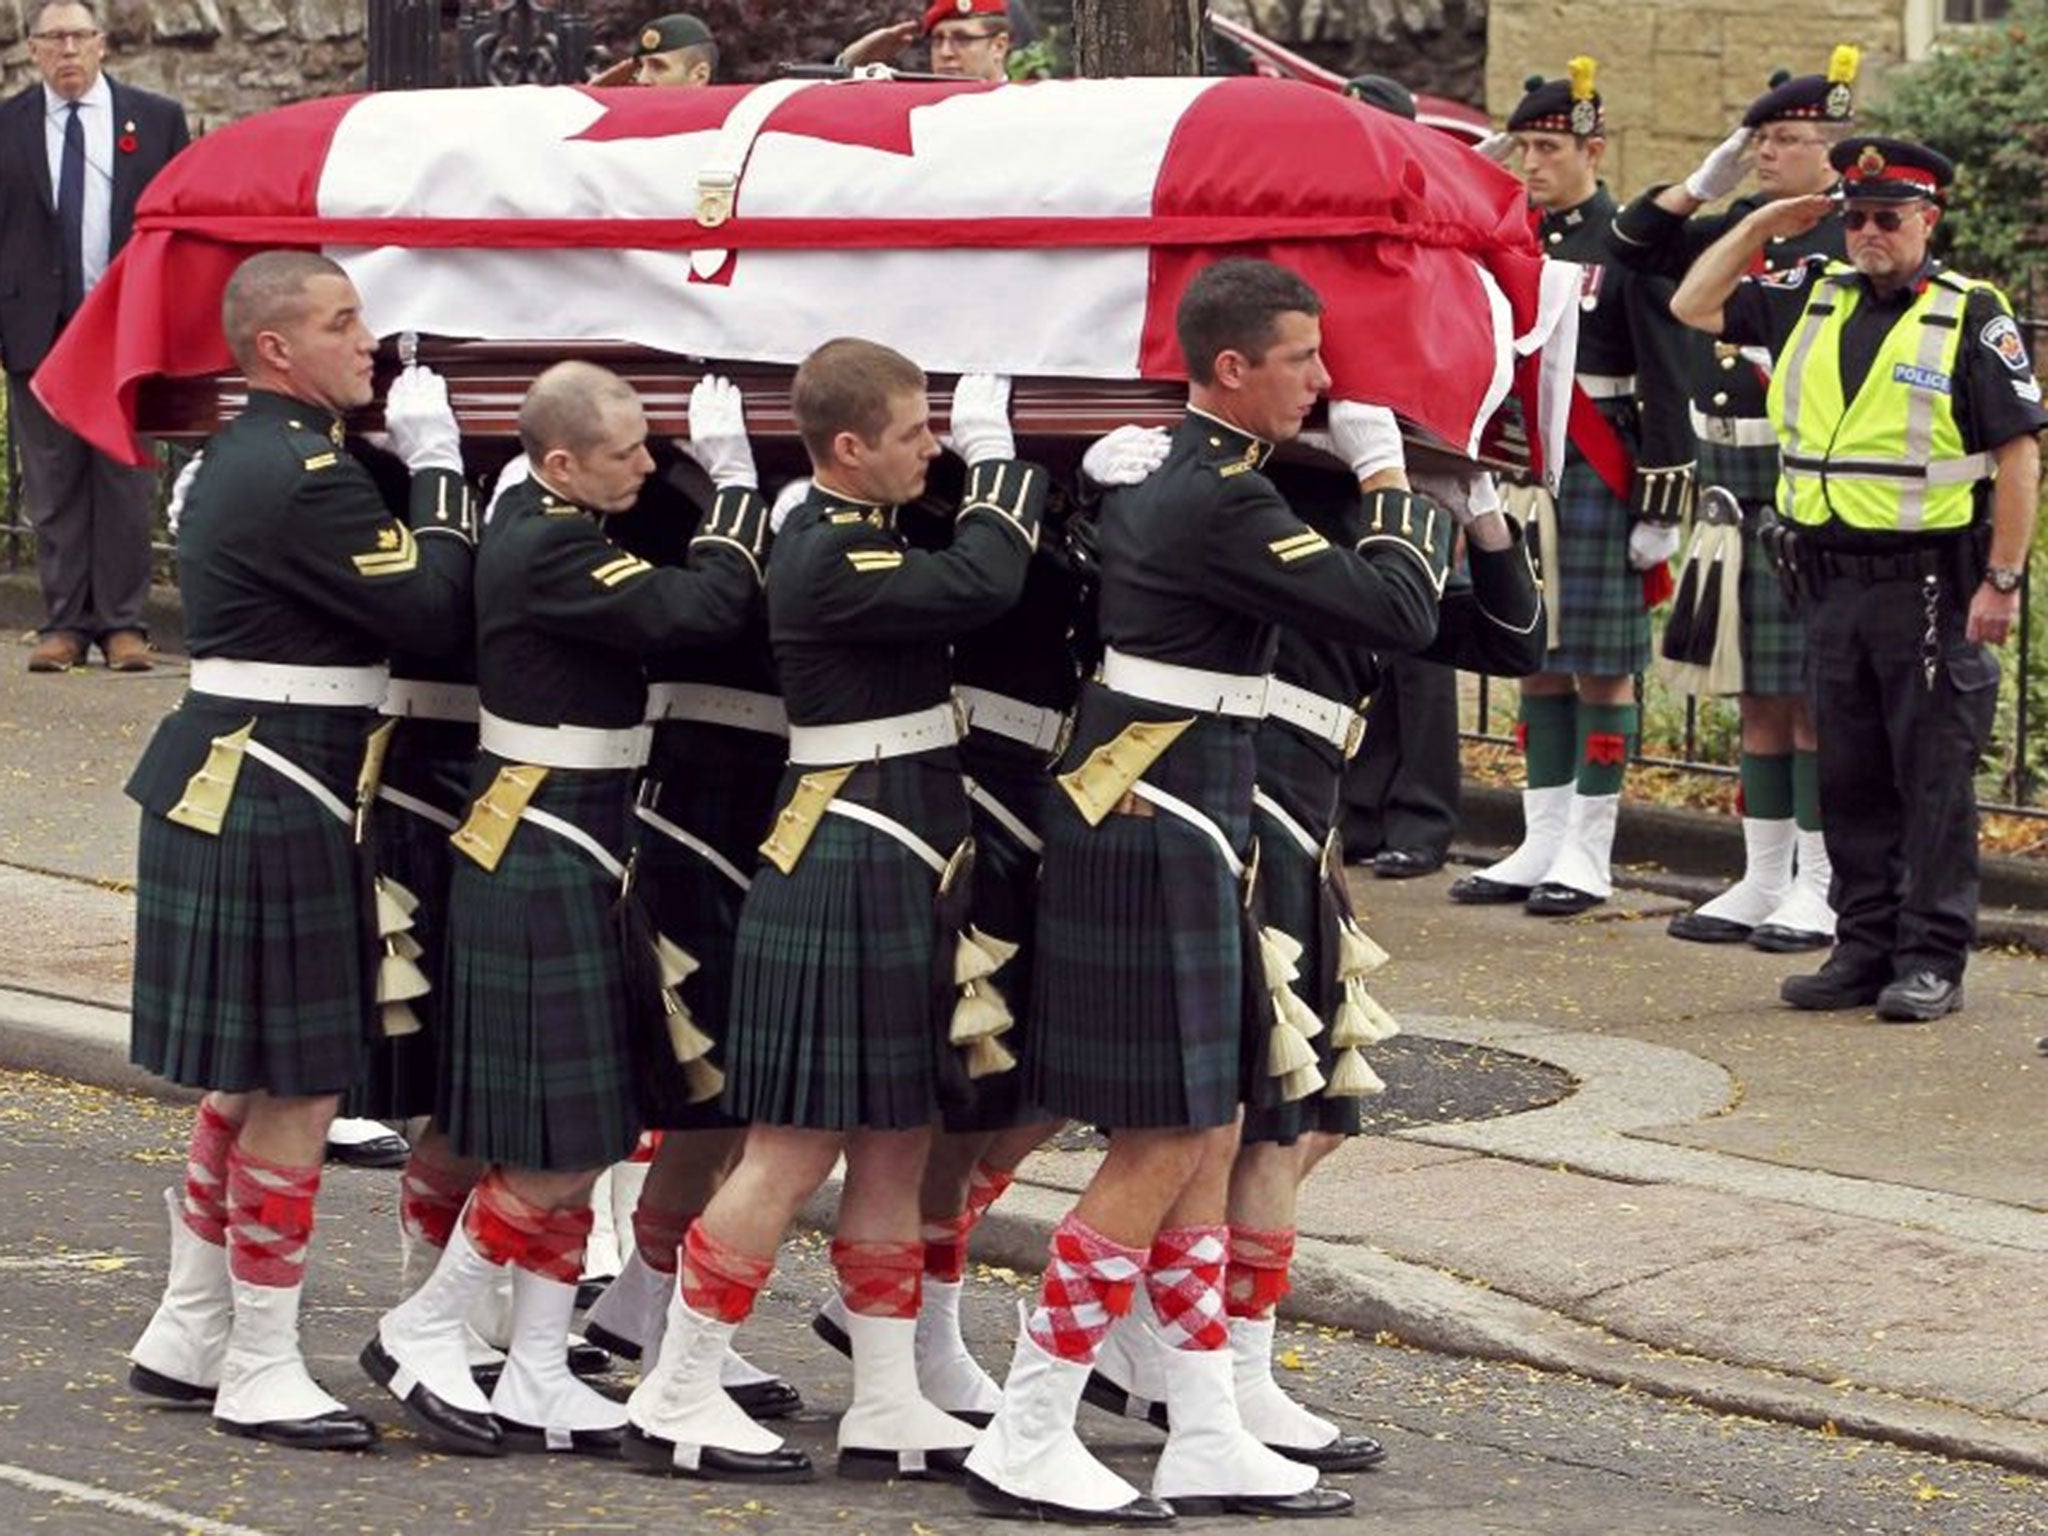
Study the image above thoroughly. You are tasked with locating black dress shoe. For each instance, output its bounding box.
[1876,971,1964,1023]
[966,1471,1176,1525]
[1779,957,1888,1012]
[811,1309,852,1357]
[621,1422,815,1482]
[215,1407,380,1451]
[1270,1429,1387,1471]
[580,1320,641,1361]
[324,1129,411,1170]
[727,1377,804,1421]
[1525,882,1603,917]
[1080,1369,1170,1431]
[838,1445,971,1482]
[1666,909,1754,944]
[497,1417,624,1457]
[1748,922,1832,954]
[567,1339,612,1376]
[130,1361,216,1403]
[1373,849,1444,879]
[575,1276,614,1312]
[1169,1484,1355,1518]
[360,1338,505,1456]
[1447,873,1532,905]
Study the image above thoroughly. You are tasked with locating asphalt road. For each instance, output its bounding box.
[2,1069,2045,1536]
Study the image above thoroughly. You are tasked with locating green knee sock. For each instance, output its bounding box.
[1520,693,1578,790]
[1739,751,1794,822]
[1574,702,1638,797]
[1792,749,1822,833]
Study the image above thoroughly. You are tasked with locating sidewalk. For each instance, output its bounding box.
[6,609,2048,1477]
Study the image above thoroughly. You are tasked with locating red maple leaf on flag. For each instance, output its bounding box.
[566,80,997,157]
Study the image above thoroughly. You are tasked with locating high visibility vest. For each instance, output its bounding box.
[1767,265,1996,533]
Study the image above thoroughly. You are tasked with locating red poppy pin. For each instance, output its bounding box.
[118,121,137,153]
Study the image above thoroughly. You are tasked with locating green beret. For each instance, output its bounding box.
[634,12,713,56]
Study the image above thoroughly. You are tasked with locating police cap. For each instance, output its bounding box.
[1830,136,1955,203]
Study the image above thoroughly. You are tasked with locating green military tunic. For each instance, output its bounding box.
[127,391,472,1097]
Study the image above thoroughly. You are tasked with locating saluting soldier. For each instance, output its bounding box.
[360,362,767,1458]
[623,345,1043,1485]
[631,12,718,87]
[1450,57,1697,918]
[964,259,1449,1524]
[1671,139,2043,1022]
[123,250,474,1451]
[1611,50,1860,953]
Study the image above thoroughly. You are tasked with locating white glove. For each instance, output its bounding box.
[165,451,203,537]
[1628,520,1682,571]
[770,476,812,534]
[1474,130,1517,166]
[1683,126,1753,203]
[1081,424,1170,488]
[946,373,1014,466]
[1328,401,1406,482]
[383,365,464,474]
[485,452,529,526]
[679,374,757,491]
[1410,467,1502,529]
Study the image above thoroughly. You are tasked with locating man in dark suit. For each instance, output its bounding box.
[1,0,188,672]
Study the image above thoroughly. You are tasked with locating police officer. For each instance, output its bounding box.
[1449,57,1696,918]
[1611,50,1859,953]
[1670,138,2044,1022]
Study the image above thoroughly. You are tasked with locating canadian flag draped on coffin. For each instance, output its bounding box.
[35,74,1577,468]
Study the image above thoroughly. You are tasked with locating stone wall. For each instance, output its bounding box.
[1486,0,1906,196]
[1214,0,1487,104]
[0,0,365,132]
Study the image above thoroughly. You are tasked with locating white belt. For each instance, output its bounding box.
[190,658,389,708]
[644,682,789,738]
[957,686,1067,754]
[823,799,950,876]
[243,738,354,826]
[1689,406,1780,450]
[1099,648,1268,719]
[1130,780,1245,880]
[479,708,650,771]
[380,679,481,723]
[964,776,1045,857]
[377,783,461,833]
[1252,787,1321,860]
[1577,373,1637,401]
[786,702,961,766]
[634,801,753,893]
[1264,678,1364,755]
[520,807,626,881]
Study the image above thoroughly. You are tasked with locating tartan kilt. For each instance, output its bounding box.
[347,718,476,1121]
[1027,705,1257,1131]
[128,701,380,1097]
[1546,453,1651,677]
[944,734,1054,1134]
[437,758,646,1172]
[1695,437,1807,698]
[722,755,971,1132]
[1243,731,1365,1145]
[635,721,786,1132]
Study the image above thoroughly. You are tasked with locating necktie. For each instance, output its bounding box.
[58,100,85,316]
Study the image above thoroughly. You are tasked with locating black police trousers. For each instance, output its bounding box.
[1344,654,1461,863]
[1804,561,2000,982]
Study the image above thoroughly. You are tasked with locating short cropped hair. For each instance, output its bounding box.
[518,360,641,459]
[31,0,99,31]
[220,251,349,372]
[1176,259,1325,386]
[791,338,926,463]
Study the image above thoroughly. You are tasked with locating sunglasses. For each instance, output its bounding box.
[1842,208,1915,232]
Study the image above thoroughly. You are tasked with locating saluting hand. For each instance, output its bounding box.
[1745,193,1834,243]
[1684,126,1754,203]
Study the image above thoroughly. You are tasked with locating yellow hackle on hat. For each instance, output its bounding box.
[1827,44,1860,85]
[1568,55,1598,101]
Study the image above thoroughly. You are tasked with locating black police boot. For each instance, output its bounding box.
[1875,971,1964,1023]
[1779,954,1888,1011]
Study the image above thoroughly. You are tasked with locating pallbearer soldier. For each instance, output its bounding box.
[623,346,1043,1484]
[123,250,474,1450]
[964,259,1453,1523]
[361,362,766,1456]
[1612,49,1860,952]
[1450,57,1697,917]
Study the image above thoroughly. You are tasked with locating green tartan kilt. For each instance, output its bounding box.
[128,702,380,1097]
[1545,454,1651,678]
[1027,707,1257,1131]
[437,759,646,1172]
[722,756,970,1132]
[943,735,1053,1134]
[1242,730,1365,1145]
[348,719,476,1121]
[1694,436,1807,697]
[635,721,786,1132]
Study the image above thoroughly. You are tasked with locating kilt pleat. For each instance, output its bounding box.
[437,762,644,1171]
[1547,452,1651,677]
[130,708,375,1097]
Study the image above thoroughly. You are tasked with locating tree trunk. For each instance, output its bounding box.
[1072,0,1202,76]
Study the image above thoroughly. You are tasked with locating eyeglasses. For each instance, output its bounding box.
[31,27,102,46]
[1842,208,1915,232]
[929,27,1002,49]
